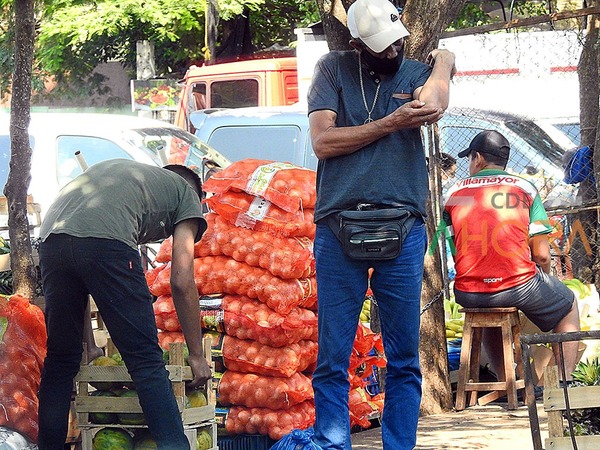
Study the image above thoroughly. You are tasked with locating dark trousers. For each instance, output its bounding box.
[37,234,189,449]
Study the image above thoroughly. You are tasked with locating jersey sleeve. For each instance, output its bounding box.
[528,194,552,236]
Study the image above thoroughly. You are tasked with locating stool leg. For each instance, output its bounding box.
[455,318,474,411]
[501,321,518,409]
[468,327,483,407]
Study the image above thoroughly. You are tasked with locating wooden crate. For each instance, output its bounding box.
[75,340,216,449]
[79,422,217,450]
[543,365,600,450]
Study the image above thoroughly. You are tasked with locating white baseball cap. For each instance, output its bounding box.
[347,0,410,54]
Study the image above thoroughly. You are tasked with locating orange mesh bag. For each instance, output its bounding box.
[202,159,316,213]
[222,295,317,347]
[223,400,315,441]
[154,237,173,263]
[0,294,47,442]
[153,295,183,332]
[348,387,379,429]
[188,256,317,315]
[205,191,315,239]
[195,213,315,279]
[157,330,185,350]
[145,263,168,294]
[220,335,318,378]
[218,371,313,410]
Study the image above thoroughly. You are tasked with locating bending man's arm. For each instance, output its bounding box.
[170,218,212,389]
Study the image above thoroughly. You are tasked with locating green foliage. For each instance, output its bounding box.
[566,358,600,436]
[250,0,320,49]
[446,3,493,31]
[572,358,600,386]
[0,0,319,101]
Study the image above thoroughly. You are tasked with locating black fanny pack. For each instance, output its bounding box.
[328,207,415,261]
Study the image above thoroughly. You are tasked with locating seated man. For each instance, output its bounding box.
[443,130,580,381]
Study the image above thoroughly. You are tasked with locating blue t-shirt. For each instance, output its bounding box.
[307,51,432,222]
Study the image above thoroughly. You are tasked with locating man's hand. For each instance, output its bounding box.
[389,99,444,129]
[186,353,212,389]
[426,49,457,79]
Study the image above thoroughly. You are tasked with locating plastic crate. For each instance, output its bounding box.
[217,434,276,450]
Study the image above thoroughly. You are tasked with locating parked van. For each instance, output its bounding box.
[174,57,299,134]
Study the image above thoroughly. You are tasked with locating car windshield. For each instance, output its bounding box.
[124,126,229,180]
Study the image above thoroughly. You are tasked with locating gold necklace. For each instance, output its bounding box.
[358,53,381,124]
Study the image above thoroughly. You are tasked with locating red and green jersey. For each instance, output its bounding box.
[443,169,551,293]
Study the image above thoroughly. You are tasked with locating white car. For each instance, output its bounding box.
[0,112,230,229]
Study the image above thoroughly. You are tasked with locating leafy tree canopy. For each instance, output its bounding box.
[0,0,319,99]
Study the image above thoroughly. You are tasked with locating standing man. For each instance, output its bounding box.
[443,130,580,382]
[37,159,212,450]
[307,0,455,448]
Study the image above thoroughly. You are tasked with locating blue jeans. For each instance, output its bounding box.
[37,234,189,450]
[312,221,426,450]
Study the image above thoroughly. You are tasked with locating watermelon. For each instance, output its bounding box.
[117,390,146,425]
[89,390,118,424]
[92,428,134,450]
[196,429,212,450]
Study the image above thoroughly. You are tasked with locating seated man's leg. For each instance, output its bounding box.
[510,269,580,381]
[551,300,580,379]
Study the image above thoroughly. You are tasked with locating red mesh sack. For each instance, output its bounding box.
[147,257,318,314]
[202,159,316,213]
[205,191,315,239]
[196,256,317,314]
[195,213,315,279]
[145,263,167,291]
[223,400,315,441]
[221,335,318,378]
[154,237,173,263]
[348,387,379,429]
[222,295,317,347]
[157,330,185,350]
[218,371,313,410]
[152,295,181,331]
[0,294,47,442]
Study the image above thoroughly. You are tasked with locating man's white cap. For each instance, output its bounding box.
[347,0,410,53]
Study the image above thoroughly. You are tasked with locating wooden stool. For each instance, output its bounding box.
[455,307,525,410]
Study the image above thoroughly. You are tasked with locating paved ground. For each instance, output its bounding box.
[351,402,546,449]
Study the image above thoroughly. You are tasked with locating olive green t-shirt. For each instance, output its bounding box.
[40,159,206,249]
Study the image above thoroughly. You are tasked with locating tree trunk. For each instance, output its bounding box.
[7,0,37,299]
[575,3,599,285]
[402,0,467,415]
[314,0,353,51]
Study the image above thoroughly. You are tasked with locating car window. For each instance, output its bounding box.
[554,123,581,145]
[56,136,133,185]
[503,120,565,167]
[211,79,259,108]
[206,125,303,165]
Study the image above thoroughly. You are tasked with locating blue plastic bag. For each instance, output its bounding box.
[564,145,595,184]
[269,427,323,450]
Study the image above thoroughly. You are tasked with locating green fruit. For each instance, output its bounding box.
[111,352,125,365]
[90,356,120,391]
[196,429,212,450]
[89,390,118,424]
[117,390,146,425]
[186,390,208,408]
[92,428,134,450]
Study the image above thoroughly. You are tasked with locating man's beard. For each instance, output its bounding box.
[361,50,403,75]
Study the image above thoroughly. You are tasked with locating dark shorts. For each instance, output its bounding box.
[454,267,574,332]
